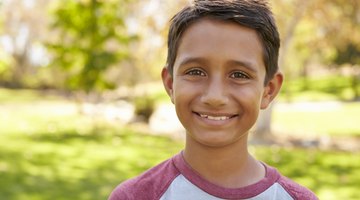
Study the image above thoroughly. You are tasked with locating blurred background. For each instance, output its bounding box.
[0,0,359,199]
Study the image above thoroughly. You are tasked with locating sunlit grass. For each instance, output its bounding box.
[0,124,183,200]
[0,88,183,199]
[273,102,360,136]
[0,88,61,103]
[1,121,359,199]
[280,75,360,101]
[253,146,360,200]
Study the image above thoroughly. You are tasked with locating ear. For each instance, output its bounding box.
[260,72,283,109]
[161,67,174,103]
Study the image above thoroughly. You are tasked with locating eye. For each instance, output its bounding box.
[185,69,206,76]
[230,71,250,79]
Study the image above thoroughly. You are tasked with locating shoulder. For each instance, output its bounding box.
[276,173,318,200]
[108,156,180,200]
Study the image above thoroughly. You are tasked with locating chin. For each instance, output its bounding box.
[188,132,247,148]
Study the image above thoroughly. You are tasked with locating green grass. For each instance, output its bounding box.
[1,88,359,199]
[0,125,183,200]
[0,88,61,103]
[253,146,360,200]
[1,123,359,200]
[280,75,360,101]
[0,88,183,199]
[273,102,360,136]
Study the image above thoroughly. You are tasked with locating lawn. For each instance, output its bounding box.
[0,125,182,199]
[1,88,359,199]
[273,101,360,137]
[280,75,360,101]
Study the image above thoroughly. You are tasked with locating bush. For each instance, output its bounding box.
[133,96,156,122]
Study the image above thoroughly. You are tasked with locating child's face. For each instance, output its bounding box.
[162,18,282,147]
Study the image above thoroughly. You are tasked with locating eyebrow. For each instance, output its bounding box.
[178,57,207,68]
[226,59,258,73]
[178,56,258,73]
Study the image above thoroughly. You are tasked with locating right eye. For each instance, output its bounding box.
[185,69,206,76]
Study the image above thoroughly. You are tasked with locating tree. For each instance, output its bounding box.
[118,0,189,86]
[47,0,136,96]
[314,0,360,99]
[254,0,360,139]
[254,0,312,139]
[0,0,50,87]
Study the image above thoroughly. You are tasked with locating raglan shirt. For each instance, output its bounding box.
[108,152,318,200]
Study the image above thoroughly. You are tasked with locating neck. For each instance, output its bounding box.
[183,134,265,188]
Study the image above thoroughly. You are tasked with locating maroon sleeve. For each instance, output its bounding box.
[108,185,132,200]
[108,157,180,200]
[277,175,318,200]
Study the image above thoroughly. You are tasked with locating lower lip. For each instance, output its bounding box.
[193,112,236,127]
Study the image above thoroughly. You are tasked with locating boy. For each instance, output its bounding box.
[109,0,318,199]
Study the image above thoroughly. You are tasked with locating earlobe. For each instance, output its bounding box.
[260,72,283,109]
[161,67,174,103]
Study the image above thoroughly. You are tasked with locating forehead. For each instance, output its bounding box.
[175,18,265,71]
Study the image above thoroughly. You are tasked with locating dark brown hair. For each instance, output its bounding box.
[166,0,280,84]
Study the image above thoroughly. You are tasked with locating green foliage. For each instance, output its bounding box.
[0,48,12,85]
[47,0,137,93]
[133,96,156,122]
[0,59,11,83]
[271,0,360,90]
[325,1,360,68]
[308,0,360,66]
[334,43,360,66]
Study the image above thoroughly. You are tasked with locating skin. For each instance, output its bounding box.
[162,18,283,188]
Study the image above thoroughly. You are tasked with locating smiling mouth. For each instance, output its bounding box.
[194,112,238,121]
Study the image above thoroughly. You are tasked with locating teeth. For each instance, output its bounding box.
[199,114,230,121]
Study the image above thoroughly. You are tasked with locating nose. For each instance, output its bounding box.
[200,76,229,107]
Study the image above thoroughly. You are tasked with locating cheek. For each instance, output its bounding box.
[235,87,264,125]
[173,84,189,108]
[173,80,201,102]
[172,81,201,121]
[236,86,263,105]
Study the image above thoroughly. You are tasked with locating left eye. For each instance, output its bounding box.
[230,72,249,79]
[186,69,206,76]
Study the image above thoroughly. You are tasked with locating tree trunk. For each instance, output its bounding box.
[253,0,311,140]
[253,103,274,141]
